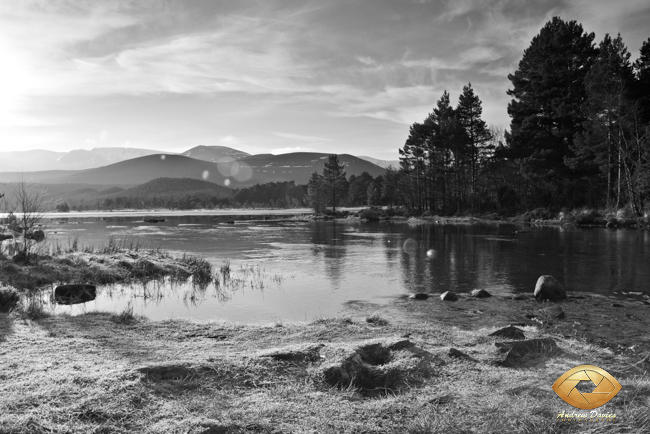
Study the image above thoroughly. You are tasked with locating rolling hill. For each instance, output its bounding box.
[30,152,386,187]
[113,177,232,198]
[52,154,230,186]
[358,156,400,169]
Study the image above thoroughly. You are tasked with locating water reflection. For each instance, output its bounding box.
[37,217,650,323]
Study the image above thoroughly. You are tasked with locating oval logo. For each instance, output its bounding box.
[552,365,622,410]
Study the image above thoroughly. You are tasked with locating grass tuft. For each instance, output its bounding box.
[365,313,389,326]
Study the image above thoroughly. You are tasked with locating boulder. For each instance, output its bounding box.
[489,325,525,340]
[533,275,566,301]
[409,293,429,300]
[471,288,492,298]
[440,291,458,302]
[54,284,97,305]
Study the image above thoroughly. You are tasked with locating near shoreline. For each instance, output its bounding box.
[1,302,648,433]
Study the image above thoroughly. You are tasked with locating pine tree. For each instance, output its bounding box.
[634,38,650,125]
[456,83,491,208]
[569,34,635,208]
[506,17,597,207]
[307,172,324,213]
[322,155,347,212]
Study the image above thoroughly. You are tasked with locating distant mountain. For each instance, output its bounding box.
[56,147,162,169]
[3,151,386,189]
[0,147,163,172]
[52,154,230,186]
[358,156,400,169]
[182,146,250,163]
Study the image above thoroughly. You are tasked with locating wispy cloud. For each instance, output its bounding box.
[1,0,649,157]
[273,132,332,142]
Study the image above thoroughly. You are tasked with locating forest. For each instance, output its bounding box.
[383,17,650,216]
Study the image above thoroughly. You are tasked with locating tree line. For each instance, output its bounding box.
[390,17,650,215]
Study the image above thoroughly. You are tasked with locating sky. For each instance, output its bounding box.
[1,0,649,160]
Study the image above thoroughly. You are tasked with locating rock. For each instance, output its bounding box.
[489,325,526,340]
[612,303,623,308]
[533,275,566,301]
[495,338,558,362]
[410,293,429,300]
[538,305,565,320]
[54,284,97,305]
[448,348,475,361]
[471,288,492,298]
[440,291,458,302]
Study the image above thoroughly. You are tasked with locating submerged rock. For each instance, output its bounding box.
[440,291,459,302]
[53,284,97,305]
[489,325,526,340]
[533,275,566,301]
[471,288,492,298]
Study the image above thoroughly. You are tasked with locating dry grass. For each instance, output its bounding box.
[0,312,648,433]
[0,245,213,293]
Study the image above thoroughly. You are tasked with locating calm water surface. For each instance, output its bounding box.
[44,215,650,323]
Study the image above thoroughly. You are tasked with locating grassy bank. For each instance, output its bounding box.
[346,206,650,229]
[0,236,212,293]
[1,307,649,433]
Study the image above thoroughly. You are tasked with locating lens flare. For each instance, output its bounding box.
[403,238,417,254]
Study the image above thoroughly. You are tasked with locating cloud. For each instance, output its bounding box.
[273,132,332,142]
[271,146,317,155]
[217,136,242,146]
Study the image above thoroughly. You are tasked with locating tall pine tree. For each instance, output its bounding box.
[322,155,347,212]
[506,17,597,207]
[456,83,491,208]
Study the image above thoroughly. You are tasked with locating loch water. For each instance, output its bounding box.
[43,215,650,323]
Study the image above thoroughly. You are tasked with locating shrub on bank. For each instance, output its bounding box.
[359,208,380,221]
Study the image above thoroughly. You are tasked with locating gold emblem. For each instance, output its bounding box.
[552,365,622,410]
